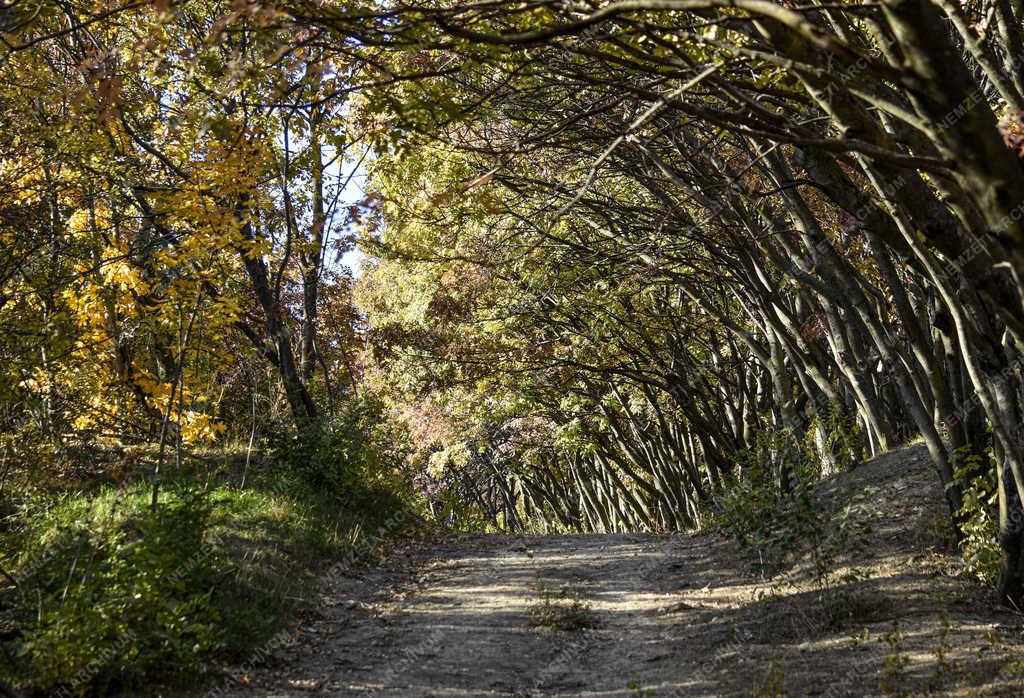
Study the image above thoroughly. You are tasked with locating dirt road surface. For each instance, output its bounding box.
[217,445,1024,697]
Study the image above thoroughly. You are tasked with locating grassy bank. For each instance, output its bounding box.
[0,430,416,696]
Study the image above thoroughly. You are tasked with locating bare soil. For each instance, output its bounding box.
[217,444,1024,697]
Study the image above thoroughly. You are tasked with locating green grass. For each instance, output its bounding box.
[0,464,413,696]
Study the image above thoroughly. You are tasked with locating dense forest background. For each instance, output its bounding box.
[4,0,1024,694]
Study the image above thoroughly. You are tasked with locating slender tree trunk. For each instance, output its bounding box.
[237,218,317,429]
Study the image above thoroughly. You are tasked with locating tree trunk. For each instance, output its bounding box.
[237,219,317,429]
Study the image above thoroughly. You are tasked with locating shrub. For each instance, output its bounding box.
[261,398,413,510]
[716,429,871,605]
[263,419,365,493]
[715,429,818,568]
[953,447,1001,586]
[806,402,865,471]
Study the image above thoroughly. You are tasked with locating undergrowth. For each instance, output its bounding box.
[715,428,871,621]
[952,447,1001,586]
[0,417,416,696]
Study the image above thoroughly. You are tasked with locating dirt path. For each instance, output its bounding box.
[219,445,1024,697]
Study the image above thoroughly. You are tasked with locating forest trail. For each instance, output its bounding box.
[221,445,1024,697]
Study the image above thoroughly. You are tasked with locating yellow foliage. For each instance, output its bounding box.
[426,442,472,478]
